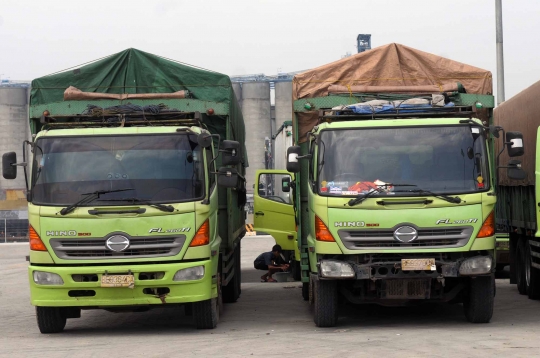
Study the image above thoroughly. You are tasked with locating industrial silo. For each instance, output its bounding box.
[232,82,242,109]
[241,82,271,196]
[0,85,30,241]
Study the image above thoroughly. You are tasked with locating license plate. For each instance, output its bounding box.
[101,275,135,288]
[401,258,436,271]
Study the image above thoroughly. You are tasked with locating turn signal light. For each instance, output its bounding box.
[190,220,210,247]
[315,216,335,242]
[29,225,47,251]
[477,211,495,238]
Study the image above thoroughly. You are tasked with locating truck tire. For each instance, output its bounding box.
[528,266,540,300]
[464,275,494,323]
[193,298,219,329]
[292,260,301,281]
[313,279,338,327]
[516,239,529,295]
[302,282,309,301]
[222,245,241,303]
[526,240,540,300]
[237,243,242,295]
[36,307,66,334]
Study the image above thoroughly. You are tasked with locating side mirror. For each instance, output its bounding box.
[506,132,524,157]
[2,152,17,180]
[197,133,213,148]
[217,167,239,188]
[281,177,291,192]
[507,160,526,180]
[286,146,301,173]
[221,140,241,166]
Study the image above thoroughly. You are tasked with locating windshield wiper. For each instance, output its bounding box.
[347,183,416,206]
[346,183,416,207]
[394,189,462,204]
[60,188,134,216]
[347,189,382,206]
[98,197,175,213]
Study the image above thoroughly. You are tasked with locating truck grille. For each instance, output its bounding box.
[49,235,186,260]
[338,226,473,249]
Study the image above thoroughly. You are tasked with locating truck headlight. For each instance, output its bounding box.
[459,256,492,276]
[33,271,64,285]
[320,260,355,278]
[173,266,205,281]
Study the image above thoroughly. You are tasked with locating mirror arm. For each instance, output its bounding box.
[201,134,222,206]
[22,140,34,195]
[207,134,221,168]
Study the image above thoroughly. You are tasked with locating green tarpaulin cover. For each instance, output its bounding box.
[30,48,246,165]
[32,48,233,104]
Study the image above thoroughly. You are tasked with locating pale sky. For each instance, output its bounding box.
[1,0,538,102]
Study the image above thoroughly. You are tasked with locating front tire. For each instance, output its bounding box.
[193,298,219,329]
[36,307,66,334]
[313,279,338,327]
[526,239,540,300]
[302,282,309,301]
[222,245,241,303]
[516,239,529,295]
[464,275,494,323]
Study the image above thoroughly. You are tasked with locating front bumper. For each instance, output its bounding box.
[29,260,215,307]
[326,254,493,281]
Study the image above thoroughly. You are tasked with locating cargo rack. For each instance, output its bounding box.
[40,110,203,131]
[318,105,476,121]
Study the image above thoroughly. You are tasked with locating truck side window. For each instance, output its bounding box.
[258,173,292,205]
[206,147,216,191]
[308,139,316,184]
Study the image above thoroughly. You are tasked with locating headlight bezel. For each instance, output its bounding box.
[319,260,355,279]
[173,265,205,281]
[459,256,493,276]
[33,270,64,285]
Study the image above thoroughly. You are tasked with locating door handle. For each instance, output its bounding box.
[255,211,265,216]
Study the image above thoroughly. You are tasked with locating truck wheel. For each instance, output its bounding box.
[526,240,540,300]
[464,275,494,323]
[292,260,301,281]
[36,307,66,334]
[222,246,241,303]
[193,298,219,329]
[313,279,338,327]
[236,242,242,295]
[516,239,529,295]
[302,282,309,301]
[528,266,540,300]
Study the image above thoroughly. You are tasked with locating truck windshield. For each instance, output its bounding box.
[318,126,488,196]
[32,133,205,206]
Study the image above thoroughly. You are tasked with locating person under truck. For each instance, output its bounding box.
[254,245,289,282]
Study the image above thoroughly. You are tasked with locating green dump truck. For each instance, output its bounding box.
[254,43,524,326]
[2,49,247,332]
[495,79,540,299]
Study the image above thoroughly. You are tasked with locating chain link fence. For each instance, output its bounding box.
[0,218,29,243]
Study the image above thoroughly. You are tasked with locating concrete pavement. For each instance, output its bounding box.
[0,236,539,357]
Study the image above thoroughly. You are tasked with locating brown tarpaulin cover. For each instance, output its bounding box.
[64,86,187,101]
[494,79,540,186]
[292,43,492,142]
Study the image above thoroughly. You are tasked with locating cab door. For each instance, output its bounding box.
[254,170,297,250]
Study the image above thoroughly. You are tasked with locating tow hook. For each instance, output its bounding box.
[437,275,445,287]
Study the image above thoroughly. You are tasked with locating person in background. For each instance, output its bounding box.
[254,244,289,282]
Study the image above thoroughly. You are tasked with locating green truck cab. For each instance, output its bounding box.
[2,49,247,333]
[255,44,524,327]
